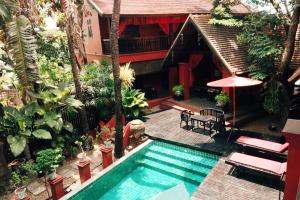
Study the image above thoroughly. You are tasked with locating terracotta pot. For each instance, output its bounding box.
[77,152,87,163]
[104,140,112,148]
[130,120,145,139]
[48,169,57,180]
[15,187,26,200]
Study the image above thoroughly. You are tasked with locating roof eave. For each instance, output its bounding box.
[88,0,104,16]
[189,15,235,74]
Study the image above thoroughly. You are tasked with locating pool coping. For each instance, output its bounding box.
[62,139,153,200]
[147,135,223,157]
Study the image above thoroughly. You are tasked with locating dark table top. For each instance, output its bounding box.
[191,115,214,122]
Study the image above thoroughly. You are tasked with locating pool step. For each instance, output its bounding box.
[139,159,205,185]
[143,152,211,176]
[148,144,218,167]
[147,149,215,169]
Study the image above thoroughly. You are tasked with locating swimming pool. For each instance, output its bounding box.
[67,140,219,200]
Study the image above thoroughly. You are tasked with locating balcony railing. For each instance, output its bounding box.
[102,36,171,55]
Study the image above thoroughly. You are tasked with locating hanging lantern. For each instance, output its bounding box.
[197,33,201,45]
[180,33,184,44]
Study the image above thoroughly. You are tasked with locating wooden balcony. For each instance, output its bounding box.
[102,36,171,55]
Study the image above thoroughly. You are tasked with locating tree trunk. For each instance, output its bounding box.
[111,0,123,158]
[0,142,9,177]
[66,31,90,134]
[278,6,300,79]
[24,141,31,160]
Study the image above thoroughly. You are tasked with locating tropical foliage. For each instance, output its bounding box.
[10,161,38,187]
[122,88,148,120]
[209,0,242,27]
[172,84,184,97]
[36,148,64,174]
[0,100,75,157]
[7,15,40,103]
[210,0,297,116]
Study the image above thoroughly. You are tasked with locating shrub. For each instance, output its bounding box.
[36,148,64,174]
[10,161,38,188]
[172,85,184,97]
[215,91,230,105]
[122,88,148,120]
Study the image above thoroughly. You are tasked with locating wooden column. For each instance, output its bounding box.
[178,63,190,99]
[100,147,113,169]
[282,119,300,200]
[75,160,92,184]
[168,66,178,95]
[49,175,64,200]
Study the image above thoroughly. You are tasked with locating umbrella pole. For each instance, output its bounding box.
[227,87,236,143]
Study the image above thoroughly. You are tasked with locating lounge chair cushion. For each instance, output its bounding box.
[229,152,286,175]
[236,136,289,153]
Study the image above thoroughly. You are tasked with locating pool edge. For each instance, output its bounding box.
[62,139,153,200]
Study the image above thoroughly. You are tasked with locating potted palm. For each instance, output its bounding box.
[215,91,230,111]
[11,162,38,200]
[75,141,87,163]
[100,126,115,148]
[172,85,184,100]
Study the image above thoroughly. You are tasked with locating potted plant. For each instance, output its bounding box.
[129,119,145,139]
[36,148,64,181]
[172,85,184,100]
[11,162,38,200]
[75,141,87,162]
[100,126,115,148]
[215,91,230,111]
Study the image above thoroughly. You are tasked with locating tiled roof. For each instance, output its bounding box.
[291,24,300,68]
[89,0,252,16]
[190,15,249,74]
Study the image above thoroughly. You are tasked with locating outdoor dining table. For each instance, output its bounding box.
[190,115,214,134]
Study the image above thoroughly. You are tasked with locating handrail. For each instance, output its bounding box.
[102,35,171,54]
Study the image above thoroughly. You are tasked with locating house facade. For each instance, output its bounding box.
[82,0,255,100]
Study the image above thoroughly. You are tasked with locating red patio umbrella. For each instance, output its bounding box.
[207,74,262,138]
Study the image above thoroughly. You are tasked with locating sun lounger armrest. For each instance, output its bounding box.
[279,143,289,153]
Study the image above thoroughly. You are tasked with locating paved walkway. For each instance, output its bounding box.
[145,109,284,200]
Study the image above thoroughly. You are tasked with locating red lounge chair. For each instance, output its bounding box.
[226,152,287,177]
[236,136,289,154]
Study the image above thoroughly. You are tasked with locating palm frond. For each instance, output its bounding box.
[0,0,15,21]
[7,15,39,90]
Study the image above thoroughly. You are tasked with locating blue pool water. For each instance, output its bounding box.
[70,140,219,200]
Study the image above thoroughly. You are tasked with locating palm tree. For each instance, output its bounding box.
[60,0,89,134]
[111,0,124,158]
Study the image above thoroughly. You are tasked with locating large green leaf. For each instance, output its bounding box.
[32,129,52,139]
[63,122,73,132]
[66,98,83,108]
[7,135,26,157]
[20,130,31,136]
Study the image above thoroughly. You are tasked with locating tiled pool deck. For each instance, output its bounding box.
[145,109,284,200]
